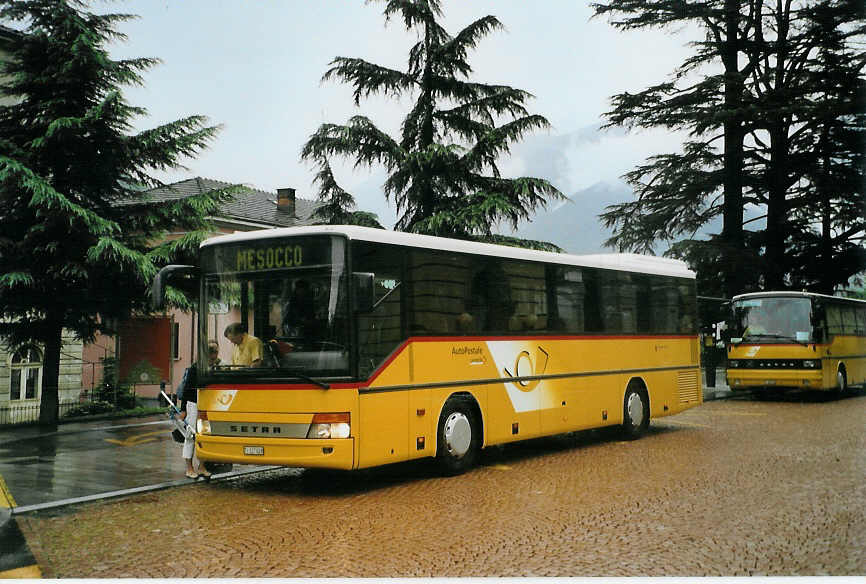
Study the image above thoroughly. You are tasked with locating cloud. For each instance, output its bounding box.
[501,123,686,198]
[110,0,697,237]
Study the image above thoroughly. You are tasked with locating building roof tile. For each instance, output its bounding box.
[126,177,319,228]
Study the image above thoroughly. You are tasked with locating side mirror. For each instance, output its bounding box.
[151,265,198,311]
[812,326,826,344]
[810,302,826,343]
[352,272,375,313]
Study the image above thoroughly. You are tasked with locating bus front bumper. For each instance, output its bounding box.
[196,434,355,470]
[726,370,823,390]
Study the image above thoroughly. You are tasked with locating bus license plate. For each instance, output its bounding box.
[244,446,264,455]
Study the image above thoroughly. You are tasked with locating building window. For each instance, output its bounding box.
[172,322,180,360]
[10,346,42,401]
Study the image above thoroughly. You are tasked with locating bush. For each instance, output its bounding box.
[99,357,137,409]
[62,401,116,418]
[61,403,164,421]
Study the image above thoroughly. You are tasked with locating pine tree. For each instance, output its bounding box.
[743,0,865,290]
[309,158,383,228]
[591,0,755,297]
[0,0,231,425]
[592,0,865,295]
[301,0,564,240]
[782,0,866,292]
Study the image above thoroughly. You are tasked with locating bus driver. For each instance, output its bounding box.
[224,322,264,367]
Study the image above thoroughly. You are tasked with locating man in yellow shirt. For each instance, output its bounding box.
[223,323,263,367]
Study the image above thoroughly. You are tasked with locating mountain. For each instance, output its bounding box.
[503,181,634,254]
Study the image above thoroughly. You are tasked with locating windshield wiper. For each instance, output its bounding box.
[257,365,330,389]
[209,366,330,389]
[280,369,330,390]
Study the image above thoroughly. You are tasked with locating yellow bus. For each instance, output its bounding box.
[154,226,702,474]
[726,291,866,394]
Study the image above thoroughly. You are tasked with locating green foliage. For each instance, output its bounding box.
[61,403,163,420]
[592,0,865,294]
[308,158,384,228]
[97,357,136,409]
[472,234,563,253]
[667,236,762,299]
[62,401,115,418]
[301,0,565,241]
[0,0,225,424]
[60,357,138,418]
[346,211,385,229]
[844,285,866,300]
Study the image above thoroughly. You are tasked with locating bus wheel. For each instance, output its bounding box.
[621,383,649,440]
[436,398,480,475]
[836,367,848,395]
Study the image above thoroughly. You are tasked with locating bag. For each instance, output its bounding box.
[176,364,197,402]
[171,428,185,444]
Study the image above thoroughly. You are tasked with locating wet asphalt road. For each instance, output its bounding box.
[0,418,184,508]
[13,391,866,577]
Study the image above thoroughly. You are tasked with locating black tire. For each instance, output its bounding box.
[435,397,480,475]
[621,383,650,440]
[203,462,233,474]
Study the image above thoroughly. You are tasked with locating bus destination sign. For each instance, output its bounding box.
[201,236,336,274]
[235,244,303,271]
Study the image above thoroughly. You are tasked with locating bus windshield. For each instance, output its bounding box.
[200,235,350,378]
[731,296,814,344]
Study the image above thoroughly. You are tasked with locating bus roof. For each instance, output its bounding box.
[201,225,695,279]
[733,291,866,304]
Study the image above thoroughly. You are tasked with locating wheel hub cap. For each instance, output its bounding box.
[443,412,472,458]
[626,393,644,427]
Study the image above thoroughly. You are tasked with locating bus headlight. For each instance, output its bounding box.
[306,413,350,439]
[197,412,211,434]
[308,423,350,439]
[802,360,821,369]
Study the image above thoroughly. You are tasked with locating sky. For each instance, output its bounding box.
[107,0,696,239]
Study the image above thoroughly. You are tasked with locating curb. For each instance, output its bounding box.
[704,388,735,401]
[0,416,167,447]
[0,487,40,578]
[11,465,276,516]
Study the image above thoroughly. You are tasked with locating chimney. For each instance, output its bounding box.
[276,187,296,216]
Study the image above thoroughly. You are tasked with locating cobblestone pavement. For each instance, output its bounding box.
[18,391,866,577]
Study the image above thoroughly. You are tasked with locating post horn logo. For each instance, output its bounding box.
[216,390,236,407]
[503,346,549,392]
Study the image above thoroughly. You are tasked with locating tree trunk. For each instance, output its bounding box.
[38,321,64,427]
[763,3,791,291]
[764,123,789,290]
[720,0,746,298]
[818,126,835,295]
[417,21,437,230]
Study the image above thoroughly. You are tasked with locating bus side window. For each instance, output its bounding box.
[841,306,858,335]
[353,242,404,379]
[409,250,469,335]
[546,267,584,333]
[857,307,866,336]
[826,305,844,337]
[503,260,546,333]
[468,259,513,334]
